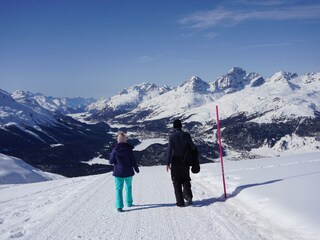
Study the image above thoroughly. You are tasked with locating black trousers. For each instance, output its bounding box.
[171,163,193,206]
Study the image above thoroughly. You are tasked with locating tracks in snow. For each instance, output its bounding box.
[1,166,306,240]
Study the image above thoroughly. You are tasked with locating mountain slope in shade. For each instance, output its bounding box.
[1,89,114,177]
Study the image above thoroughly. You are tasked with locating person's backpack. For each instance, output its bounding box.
[183,145,200,173]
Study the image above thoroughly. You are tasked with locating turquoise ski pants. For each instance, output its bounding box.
[114,176,133,209]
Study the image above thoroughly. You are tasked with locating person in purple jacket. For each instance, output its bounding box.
[109,132,139,212]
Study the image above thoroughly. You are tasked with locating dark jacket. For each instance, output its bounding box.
[167,128,196,166]
[167,128,196,182]
[109,142,139,178]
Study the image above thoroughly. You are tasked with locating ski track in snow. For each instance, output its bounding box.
[0,166,316,240]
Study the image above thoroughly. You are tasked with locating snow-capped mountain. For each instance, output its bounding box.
[113,68,266,122]
[213,67,265,93]
[99,67,320,160]
[1,67,319,176]
[266,71,298,83]
[109,68,320,124]
[117,76,216,122]
[178,76,210,93]
[0,89,56,127]
[87,82,172,121]
[12,90,96,114]
[185,70,320,124]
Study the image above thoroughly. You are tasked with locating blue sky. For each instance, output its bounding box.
[1,0,320,98]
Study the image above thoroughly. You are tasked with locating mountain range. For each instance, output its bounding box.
[1,67,319,176]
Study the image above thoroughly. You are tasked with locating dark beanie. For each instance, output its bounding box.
[173,119,182,128]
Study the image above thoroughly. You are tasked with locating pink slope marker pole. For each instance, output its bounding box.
[216,105,227,198]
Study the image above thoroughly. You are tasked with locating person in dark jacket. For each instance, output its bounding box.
[166,119,196,207]
[109,132,139,212]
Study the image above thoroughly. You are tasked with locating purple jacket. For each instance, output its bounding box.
[109,142,139,177]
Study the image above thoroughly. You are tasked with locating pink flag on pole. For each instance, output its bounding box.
[216,105,227,198]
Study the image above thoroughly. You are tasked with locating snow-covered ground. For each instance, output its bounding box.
[0,152,319,240]
[82,156,110,166]
[134,138,168,151]
[0,154,64,184]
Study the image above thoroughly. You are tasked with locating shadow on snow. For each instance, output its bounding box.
[122,171,320,211]
[193,178,284,207]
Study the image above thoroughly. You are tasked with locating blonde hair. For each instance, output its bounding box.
[117,131,126,143]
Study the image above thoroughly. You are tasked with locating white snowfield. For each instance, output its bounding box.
[0,152,320,240]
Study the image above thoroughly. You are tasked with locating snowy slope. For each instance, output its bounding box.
[0,153,319,240]
[0,153,64,184]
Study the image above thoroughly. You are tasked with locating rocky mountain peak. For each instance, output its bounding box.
[179,76,210,93]
[118,82,171,96]
[268,71,298,83]
[227,67,246,75]
[12,90,34,99]
[214,67,249,93]
[302,72,320,84]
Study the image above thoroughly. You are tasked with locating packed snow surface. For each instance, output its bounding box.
[0,152,319,240]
